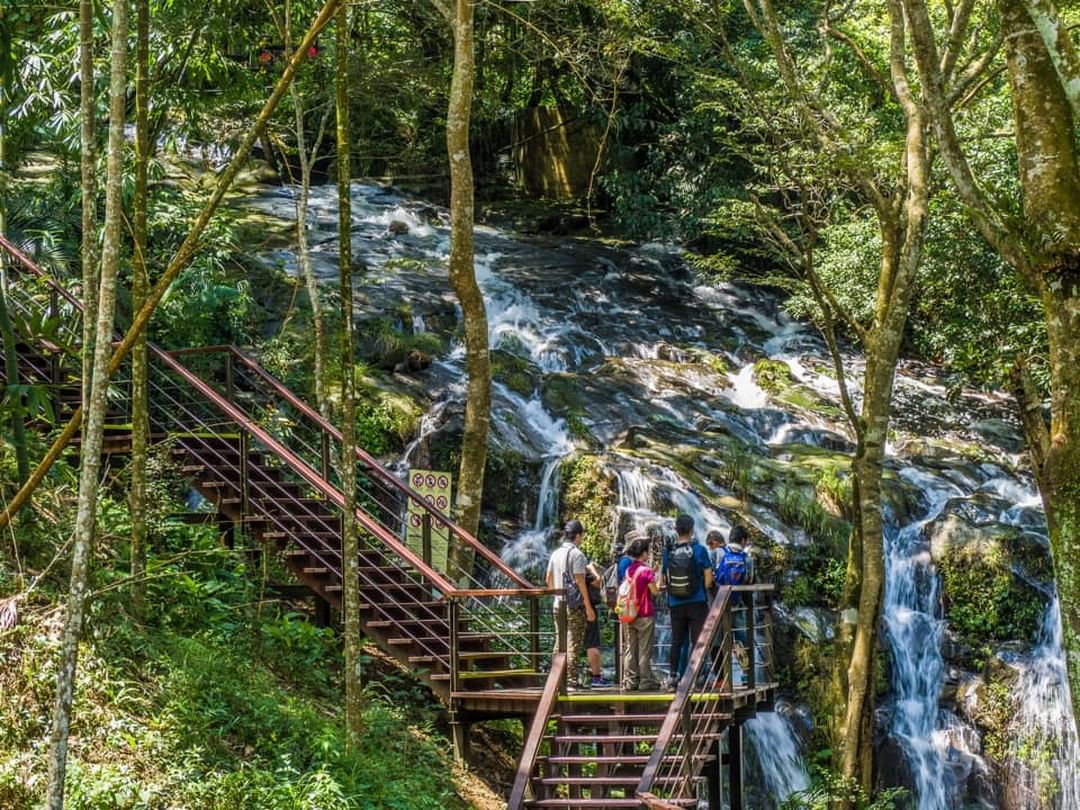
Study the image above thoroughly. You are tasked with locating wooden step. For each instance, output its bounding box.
[525,799,675,808]
[559,714,669,725]
[551,733,660,745]
[538,754,709,766]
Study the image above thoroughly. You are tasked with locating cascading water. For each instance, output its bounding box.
[1008,604,1080,808]
[746,704,811,806]
[249,181,1080,807]
[883,467,963,809]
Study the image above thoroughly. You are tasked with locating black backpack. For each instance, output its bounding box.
[665,543,700,599]
[559,547,586,610]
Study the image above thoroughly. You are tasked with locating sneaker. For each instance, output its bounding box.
[661,677,677,692]
[591,675,613,688]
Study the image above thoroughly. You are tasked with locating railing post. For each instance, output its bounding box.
[224,351,234,402]
[239,430,250,517]
[680,699,694,795]
[722,605,733,694]
[529,596,540,672]
[558,600,568,693]
[449,598,460,694]
[728,725,743,810]
[422,512,432,569]
[746,591,756,692]
[320,431,331,481]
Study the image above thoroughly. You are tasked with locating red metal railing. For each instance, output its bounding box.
[0,234,552,690]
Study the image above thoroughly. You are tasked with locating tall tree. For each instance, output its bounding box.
[79,0,98,413]
[739,0,936,790]
[336,3,363,748]
[130,0,151,618]
[45,0,129,803]
[277,0,332,416]
[0,18,29,486]
[443,0,490,577]
[904,0,1080,722]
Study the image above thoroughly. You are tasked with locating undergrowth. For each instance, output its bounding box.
[0,484,465,810]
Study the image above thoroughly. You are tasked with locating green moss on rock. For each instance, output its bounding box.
[560,454,616,564]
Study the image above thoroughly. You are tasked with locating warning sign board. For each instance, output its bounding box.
[406,469,452,574]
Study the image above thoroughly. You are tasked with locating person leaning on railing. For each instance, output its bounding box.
[545,520,594,689]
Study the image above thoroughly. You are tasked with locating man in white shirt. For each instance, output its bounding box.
[545,520,595,688]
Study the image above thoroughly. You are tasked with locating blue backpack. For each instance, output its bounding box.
[716,547,749,586]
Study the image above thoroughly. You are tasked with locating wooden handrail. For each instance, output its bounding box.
[448,587,560,598]
[508,652,566,810]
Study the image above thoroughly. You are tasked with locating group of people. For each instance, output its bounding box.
[544,514,753,691]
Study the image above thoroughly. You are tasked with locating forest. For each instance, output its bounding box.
[0,0,1078,808]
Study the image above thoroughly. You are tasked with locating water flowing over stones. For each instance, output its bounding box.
[248,183,1078,808]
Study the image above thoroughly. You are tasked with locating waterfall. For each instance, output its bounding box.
[883,467,962,809]
[746,706,811,806]
[1009,600,1080,809]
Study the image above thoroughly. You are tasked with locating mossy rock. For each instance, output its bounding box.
[491,348,539,397]
[559,454,618,564]
[541,372,586,416]
[752,358,794,393]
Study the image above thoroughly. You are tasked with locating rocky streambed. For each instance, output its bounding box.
[243,182,1078,809]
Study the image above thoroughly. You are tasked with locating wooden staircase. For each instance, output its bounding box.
[1,235,784,809]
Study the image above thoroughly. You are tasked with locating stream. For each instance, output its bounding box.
[247,182,1079,809]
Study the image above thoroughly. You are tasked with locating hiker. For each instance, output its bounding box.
[715,524,754,685]
[661,514,714,689]
[706,529,725,570]
[616,533,660,691]
[584,560,613,687]
[545,520,594,688]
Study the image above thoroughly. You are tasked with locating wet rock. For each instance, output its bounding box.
[393,349,432,374]
[387,219,410,235]
[969,418,1025,453]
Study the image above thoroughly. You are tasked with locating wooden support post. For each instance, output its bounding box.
[707,735,723,809]
[320,431,331,481]
[728,725,743,810]
[722,606,733,693]
[449,711,469,765]
[314,594,331,628]
[422,512,432,569]
[449,598,461,694]
[221,516,235,550]
[239,430,250,517]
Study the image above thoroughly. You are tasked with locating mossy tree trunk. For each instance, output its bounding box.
[130,0,150,619]
[79,0,97,409]
[336,4,363,749]
[45,0,128,803]
[445,0,490,580]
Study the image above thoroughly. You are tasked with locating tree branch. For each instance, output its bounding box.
[1022,0,1080,120]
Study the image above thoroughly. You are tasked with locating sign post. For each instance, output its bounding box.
[406,469,452,574]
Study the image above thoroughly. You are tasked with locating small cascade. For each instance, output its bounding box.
[1009,600,1080,809]
[726,364,769,410]
[745,705,811,807]
[883,466,963,809]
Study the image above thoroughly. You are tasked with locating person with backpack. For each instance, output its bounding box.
[616,534,661,691]
[715,524,754,684]
[661,514,714,690]
[545,520,595,689]
[583,558,613,687]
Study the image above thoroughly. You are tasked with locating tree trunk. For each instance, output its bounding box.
[285,0,329,417]
[130,0,150,619]
[79,0,98,411]
[45,0,128,803]
[1001,0,1080,722]
[336,4,363,749]
[446,0,490,580]
[0,0,343,532]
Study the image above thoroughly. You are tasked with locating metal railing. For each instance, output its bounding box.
[0,235,550,695]
[637,585,776,807]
